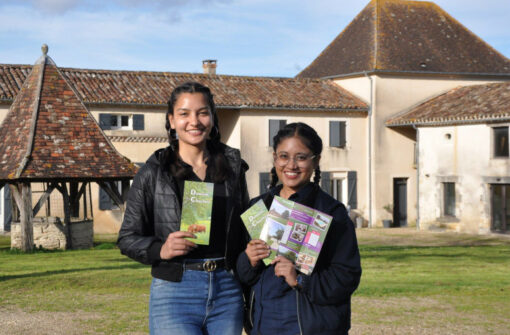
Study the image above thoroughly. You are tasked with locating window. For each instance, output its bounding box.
[443,182,455,216]
[494,126,509,157]
[329,121,346,148]
[269,120,286,146]
[99,113,144,131]
[329,178,346,203]
[99,181,130,210]
[321,171,357,210]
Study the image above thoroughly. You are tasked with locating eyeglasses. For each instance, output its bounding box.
[274,152,316,167]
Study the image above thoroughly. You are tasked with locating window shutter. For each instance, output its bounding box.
[330,122,339,147]
[320,171,332,196]
[269,120,287,147]
[330,121,346,148]
[133,114,145,130]
[339,121,346,147]
[259,172,271,194]
[99,186,113,210]
[121,180,130,202]
[3,186,12,231]
[347,171,357,209]
[99,114,112,130]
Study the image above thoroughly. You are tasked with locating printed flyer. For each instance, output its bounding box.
[271,196,333,275]
[241,195,333,272]
[180,181,214,245]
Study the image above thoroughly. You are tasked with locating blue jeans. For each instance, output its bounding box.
[149,262,243,335]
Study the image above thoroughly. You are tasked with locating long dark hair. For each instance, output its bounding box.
[270,122,323,188]
[165,82,231,182]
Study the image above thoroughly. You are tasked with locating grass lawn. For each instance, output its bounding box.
[1,228,509,334]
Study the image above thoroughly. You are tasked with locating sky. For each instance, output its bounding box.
[0,0,509,78]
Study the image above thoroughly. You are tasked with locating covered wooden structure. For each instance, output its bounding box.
[0,45,138,251]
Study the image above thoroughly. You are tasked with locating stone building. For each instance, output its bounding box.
[0,0,509,234]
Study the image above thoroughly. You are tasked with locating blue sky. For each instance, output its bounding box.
[0,0,509,77]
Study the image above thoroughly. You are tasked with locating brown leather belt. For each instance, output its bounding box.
[184,259,226,272]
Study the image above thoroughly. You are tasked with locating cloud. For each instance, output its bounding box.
[0,0,508,77]
[0,0,233,15]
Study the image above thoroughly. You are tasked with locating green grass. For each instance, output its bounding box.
[1,230,510,334]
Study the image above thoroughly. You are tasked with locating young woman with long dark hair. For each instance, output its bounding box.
[237,122,362,335]
[118,82,250,335]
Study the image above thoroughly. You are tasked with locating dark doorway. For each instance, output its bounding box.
[393,178,408,227]
[491,184,510,233]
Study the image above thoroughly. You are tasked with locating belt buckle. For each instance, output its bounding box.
[203,260,217,272]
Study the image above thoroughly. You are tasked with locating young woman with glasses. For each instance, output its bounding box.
[118,82,250,335]
[237,122,362,335]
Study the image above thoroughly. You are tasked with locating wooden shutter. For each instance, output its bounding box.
[320,171,332,196]
[3,186,12,231]
[347,171,357,209]
[133,114,145,130]
[259,172,271,194]
[99,114,112,130]
[269,120,286,147]
[330,121,346,148]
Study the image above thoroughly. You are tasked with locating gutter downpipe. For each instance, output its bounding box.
[364,72,373,228]
[413,124,420,230]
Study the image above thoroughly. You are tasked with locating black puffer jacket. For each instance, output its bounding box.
[117,144,250,281]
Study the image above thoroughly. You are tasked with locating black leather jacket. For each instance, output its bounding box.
[117,144,250,281]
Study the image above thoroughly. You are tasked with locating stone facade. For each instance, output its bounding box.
[10,217,93,250]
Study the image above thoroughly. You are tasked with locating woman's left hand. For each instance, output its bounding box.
[272,256,298,288]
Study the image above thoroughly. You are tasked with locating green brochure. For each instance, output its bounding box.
[180,181,214,245]
[241,199,275,264]
[241,199,268,240]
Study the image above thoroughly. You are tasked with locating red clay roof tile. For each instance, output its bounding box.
[386,82,510,126]
[0,65,367,111]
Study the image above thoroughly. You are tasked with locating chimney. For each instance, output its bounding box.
[202,59,217,75]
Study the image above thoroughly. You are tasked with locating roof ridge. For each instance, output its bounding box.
[297,1,377,78]
[431,2,510,64]
[15,56,46,178]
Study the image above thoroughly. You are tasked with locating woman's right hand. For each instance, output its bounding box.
[245,239,270,267]
[160,231,197,260]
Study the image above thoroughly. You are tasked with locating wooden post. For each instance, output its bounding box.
[55,182,72,249]
[69,182,79,218]
[11,183,34,252]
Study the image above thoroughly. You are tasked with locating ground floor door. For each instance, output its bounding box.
[393,178,407,227]
[491,184,510,233]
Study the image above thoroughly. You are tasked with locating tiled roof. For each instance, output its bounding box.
[297,0,510,78]
[386,82,510,127]
[0,54,138,181]
[0,65,368,111]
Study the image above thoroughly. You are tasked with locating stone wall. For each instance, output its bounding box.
[11,217,93,250]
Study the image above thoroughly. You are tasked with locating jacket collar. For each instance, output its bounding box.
[266,182,317,208]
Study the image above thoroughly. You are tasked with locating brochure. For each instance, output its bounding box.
[241,195,333,273]
[240,199,268,240]
[180,180,214,245]
[272,196,332,275]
